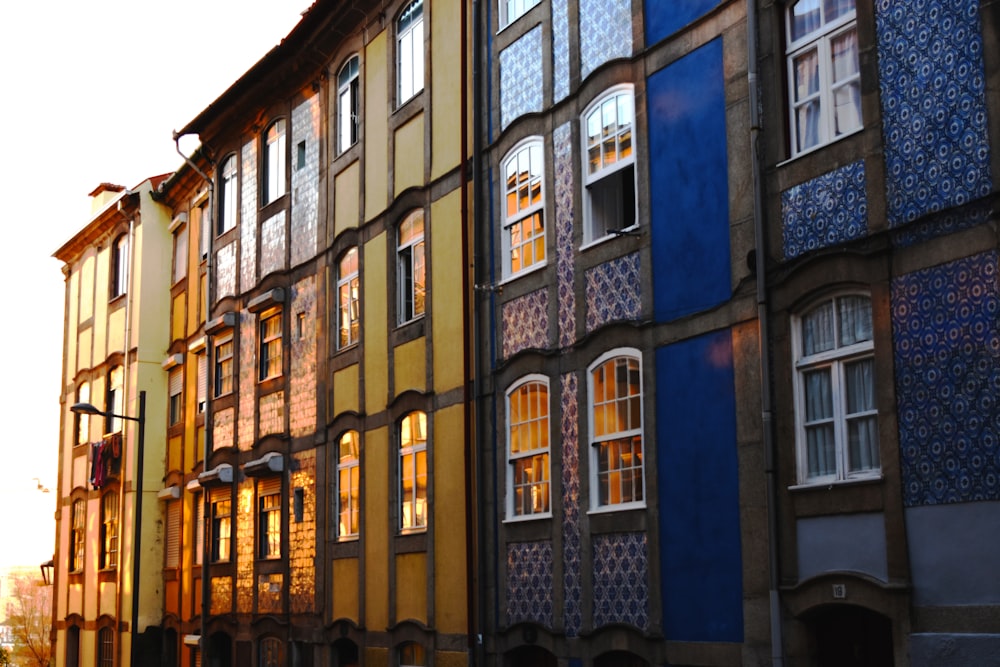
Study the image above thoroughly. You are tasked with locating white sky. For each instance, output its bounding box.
[0,0,310,570]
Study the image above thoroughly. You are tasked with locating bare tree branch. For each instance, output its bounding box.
[5,575,52,667]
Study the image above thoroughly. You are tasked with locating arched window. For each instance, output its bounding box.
[398,642,426,667]
[588,349,644,509]
[263,119,287,204]
[259,637,283,667]
[501,139,546,279]
[786,0,860,155]
[337,430,361,539]
[397,0,424,105]
[581,86,637,244]
[338,55,360,153]
[111,233,129,298]
[100,490,118,570]
[106,365,123,434]
[499,0,540,29]
[76,382,91,446]
[793,292,878,483]
[338,247,361,348]
[399,411,428,531]
[506,376,551,518]
[70,498,86,572]
[397,211,426,324]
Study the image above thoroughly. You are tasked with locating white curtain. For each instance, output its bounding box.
[805,369,835,477]
[794,50,821,152]
[803,301,834,355]
[838,294,872,345]
[846,358,878,471]
[831,29,861,135]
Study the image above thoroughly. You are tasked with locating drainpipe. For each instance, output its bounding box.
[174,133,215,666]
[746,1,784,664]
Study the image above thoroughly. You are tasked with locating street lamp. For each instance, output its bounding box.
[70,390,146,667]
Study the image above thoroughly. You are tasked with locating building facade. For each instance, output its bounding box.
[52,177,173,667]
[755,0,999,664]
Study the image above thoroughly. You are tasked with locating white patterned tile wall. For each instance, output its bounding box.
[291,95,320,267]
[584,252,641,332]
[500,26,544,129]
[241,140,258,289]
[580,0,632,80]
[501,288,549,358]
[260,211,286,279]
[554,123,576,348]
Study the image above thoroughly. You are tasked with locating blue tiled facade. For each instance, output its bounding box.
[506,541,555,626]
[781,160,868,260]
[592,533,649,630]
[579,0,632,80]
[585,253,641,333]
[499,26,544,129]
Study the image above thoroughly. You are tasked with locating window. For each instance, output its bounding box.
[214,334,234,396]
[260,637,283,667]
[338,248,361,348]
[165,499,180,568]
[76,382,90,446]
[194,493,204,566]
[111,234,129,298]
[196,351,207,414]
[793,293,879,483]
[259,309,283,381]
[106,366,123,434]
[97,627,114,667]
[337,430,360,539]
[169,366,183,426]
[210,490,232,563]
[397,211,426,324]
[502,140,546,279]
[173,223,188,284]
[588,351,644,509]
[100,491,118,570]
[399,642,426,667]
[506,378,551,518]
[70,499,85,572]
[263,120,287,205]
[399,411,428,532]
[786,0,861,156]
[499,0,540,28]
[338,55,360,153]
[258,477,282,559]
[397,0,424,105]
[582,87,637,244]
[218,155,238,235]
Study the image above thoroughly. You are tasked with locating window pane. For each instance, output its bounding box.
[806,423,836,477]
[838,295,872,346]
[848,415,879,472]
[790,0,821,41]
[803,369,833,421]
[802,301,834,355]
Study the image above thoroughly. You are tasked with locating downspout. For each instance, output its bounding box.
[746,2,784,665]
[115,196,135,667]
[174,133,215,666]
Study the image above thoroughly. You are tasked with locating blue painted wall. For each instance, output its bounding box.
[647,39,731,321]
[657,330,743,642]
[644,0,721,46]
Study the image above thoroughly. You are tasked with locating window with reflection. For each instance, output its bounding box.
[338,247,361,348]
[502,139,546,279]
[589,350,644,509]
[582,87,636,244]
[399,411,428,531]
[337,430,361,539]
[397,211,426,324]
[263,119,287,204]
[506,377,550,518]
[338,55,360,153]
[218,155,238,234]
[397,0,424,105]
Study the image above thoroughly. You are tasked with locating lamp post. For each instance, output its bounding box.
[70,390,146,667]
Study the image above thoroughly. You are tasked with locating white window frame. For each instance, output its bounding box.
[792,292,880,485]
[581,86,638,246]
[399,411,428,532]
[785,0,861,157]
[338,247,361,349]
[501,138,547,280]
[71,498,86,572]
[214,334,234,397]
[218,155,238,235]
[336,430,361,539]
[397,211,426,324]
[259,309,283,381]
[338,55,360,154]
[263,119,287,205]
[100,490,118,570]
[505,375,551,520]
[587,348,645,512]
[173,223,188,285]
[257,477,282,559]
[498,0,540,29]
[396,0,425,106]
[76,382,90,446]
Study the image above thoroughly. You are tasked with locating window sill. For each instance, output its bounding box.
[579,224,639,252]
[502,512,553,524]
[777,125,864,168]
[789,473,883,492]
[500,261,548,286]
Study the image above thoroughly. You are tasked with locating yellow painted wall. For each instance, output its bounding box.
[430,0,463,180]
[394,113,425,196]
[430,190,465,393]
[335,161,361,238]
[433,404,468,633]
[107,306,126,353]
[363,233,388,411]
[393,337,426,394]
[366,647,389,667]
[363,426,389,629]
[332,557,359,620]
[364,30,389,219]
[171,292,186,342]
[79,255,95,322]
[65,271,80,382]
[395,552,427,622]
[333,364,360,416]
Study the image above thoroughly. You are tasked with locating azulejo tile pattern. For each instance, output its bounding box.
[552,0,570,102]
[561,373,582,637]
[260,211,286,279]
[781,160,868,260]
[500,26,544,129]
[580,0,633,80]
[502,288,549,359]
[875,0,993,227]
[892,251,1000,506]
[554,123,577,348]
[891,198,994,248]
[585,252,641,332]
[506,541,554,626]
[592,532,649,629]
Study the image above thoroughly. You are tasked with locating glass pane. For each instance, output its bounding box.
[804,369,833,421]
[824,0,855,23]
[848,415,879,472]
[838,295,872,345]
[844,358,875,414]
[793,50,820,102]
[790,0,821,41]
[806,423,836,477]
[803,301,834,355]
